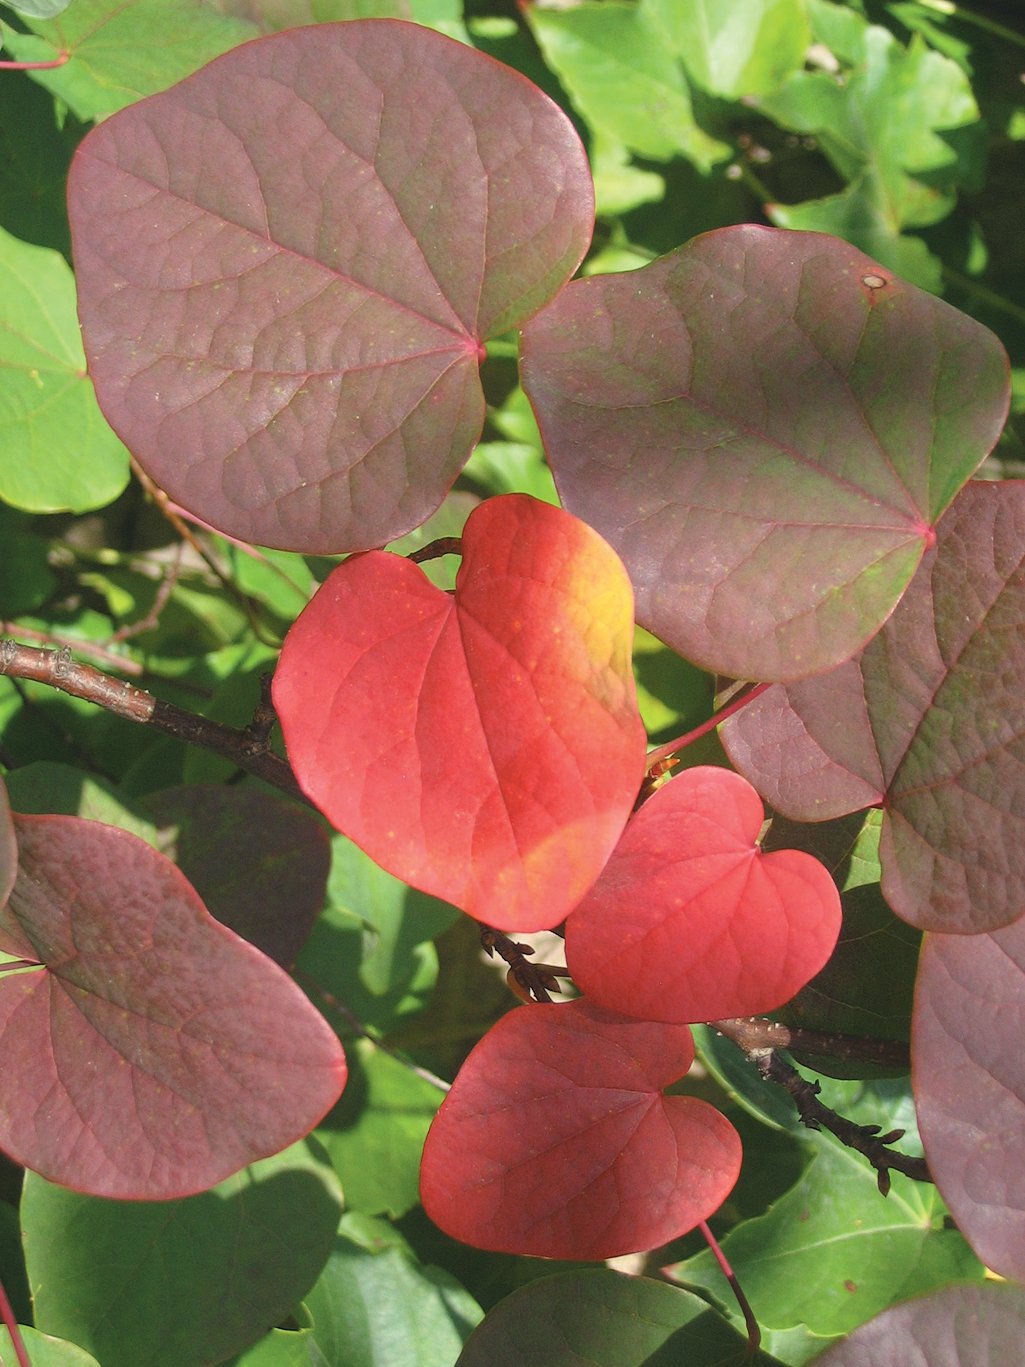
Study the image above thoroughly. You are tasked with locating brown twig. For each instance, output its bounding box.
[712,1019,930,1195]
[711,1016,910,1071]
[2,620,143,676]
[0,639,307,805]
[106,543,182,645]
[479,925,557,1003]
[408,537,463,564]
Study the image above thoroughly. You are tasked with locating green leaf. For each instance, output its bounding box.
[315,1039,444,1219]
[305,1212,483,1367]
[0,505,55,617]
[24,1138,343,1367]
[0,71,85,260]
[5,0,72,15]
[221,1304,325,1367]
[0,1199,32,1326]
[527,1,730,172]
[0,1328,100,1367]
[385,492,480,592]
[632,626,714,741]
[462,388,558,505]
[648,0,811,99]
[206,0,413,32]
[4,760,160,846]
[589,134,665,218]
[759,19,980,288]
[0,0,260,123]
[454,1268,784,1366]
[667,1137,983,1338]
[0,226,128,513]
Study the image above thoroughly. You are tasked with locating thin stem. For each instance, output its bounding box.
[408,537,463,564]
[645,682,772,770]
[106,543,182,645]
[697,1220,760,1356]
[296,971,451,1092]
[0,52,69,70]
[710,1016,910,1070]
[0,1270,31,1367]
[2,621,143,677]
[929,1,1025,51]
[0,638,307,804]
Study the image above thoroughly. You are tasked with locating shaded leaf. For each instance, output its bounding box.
[667,1136,982,1337]
[0,1328,100,1367]
[0,510,56,618]
[521,226,1009,681]
[315,1039,444,1219]
[0,225,129,514]
[648,0,810,99]
[813,1282,1025,1367]
[913,916,1025,1281]
[722,481,1025,933]
[566,767,841,1023]
[68,21,593,552]
[420,997,741,1260]
[5,760,159,846]
[275,495,646,932]
[305,1212,482,1366]
[24,1140,342,1367]
[0,0,259,123]
[526,1,729,173]
[455,1267,784,1367]
[222,1306,322,1367]
[0,1199,32,1325]
[0,812,345,1197]
[0,70,85,260]
[143,784,331,966]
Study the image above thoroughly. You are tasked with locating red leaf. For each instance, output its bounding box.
[66,20,592,553]
[143,785,331,967]
[912,919,1025,1282]
[273,494,647,932]
[520,226,1009,681]
[0,812,346,1199]
[722,480,1025,933]
[0,780,14,912]
[565,768,841,1023]
[419,997,741,1259]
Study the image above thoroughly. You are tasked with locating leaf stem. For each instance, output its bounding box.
[408,537,463,564]
[697,1220,760,1356]
[0,51,69,70]
[0,1271,31,1367]
[0,638,308,804]
[645,682,771,770]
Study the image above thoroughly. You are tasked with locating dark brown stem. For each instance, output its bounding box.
[479,925,555,1003]
[698,1219,760,1356]
[711,1016,910,1071]
[645,682,772,770]
[713,1020,930,1195]
[0,639,307,805]
[0,1269,31,1367]
[408,537,463,564]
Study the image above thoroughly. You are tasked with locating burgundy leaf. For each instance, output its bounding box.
[0,780,15,912]
[143,785,330,967]
[813,1283,1025,1366]
[722,480,1025,933]
[419,997,741,1260]
[520,226,1009,681]
[0,813,346,1199]
[565,767,841,1023]
[912,919,1025,1281]
[67,20,593,553]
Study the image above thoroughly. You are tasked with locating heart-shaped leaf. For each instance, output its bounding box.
[812,1283,1025,1367]
[565,767,841,1023]
[143,784,331,967]
[0,809,346,1198]
[419,996,741,1260]
[67,20,593,553]
[721,480,1025,933]
[274,494,647,932]
[912,917,1025,1281]
[520,225,1009,681]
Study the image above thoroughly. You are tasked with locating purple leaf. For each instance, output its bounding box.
[0,812,346,1198]
[913,920,1025,1282]
[67,20,593,553]
[520,226,1009,681]
[813,1282,1025,1366]
[722,480,1025,933]
[143,784,330,967]
[0,779,15,911]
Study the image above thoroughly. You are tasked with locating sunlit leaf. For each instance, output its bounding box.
[566,767,841,1023]
[722,481,1025,932]
[0,1328,100,1367]
[67,20,593,552]
[648,0,810,99]
[0,225,129,514]
[420,997,741,1260]
[913,917,1025,1281]
[24,1140,343,1367]
[274,495,646,932]
[521,226,1009,682]
[0,809,346,1197]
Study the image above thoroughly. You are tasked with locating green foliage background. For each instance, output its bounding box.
[1,0,1023,1363]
